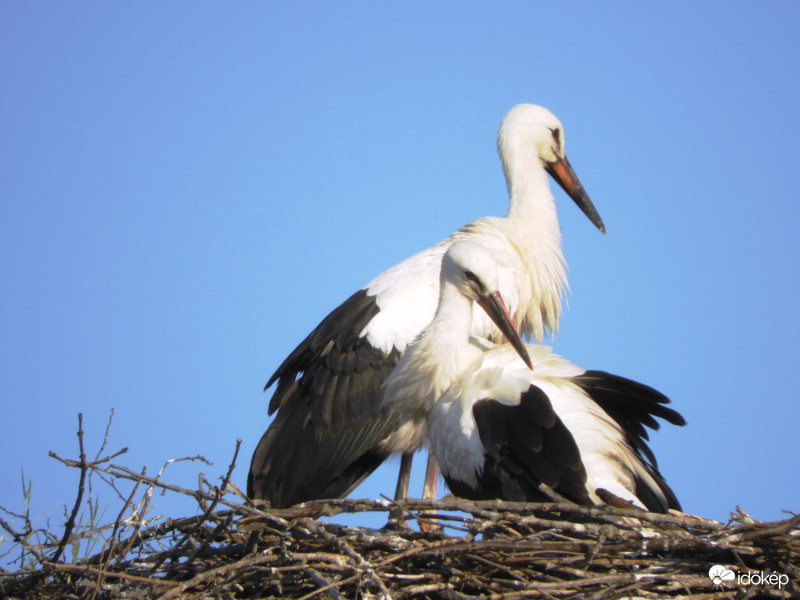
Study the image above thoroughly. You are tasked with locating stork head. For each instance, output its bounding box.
[498,104,606,233]
[443,241,534,370]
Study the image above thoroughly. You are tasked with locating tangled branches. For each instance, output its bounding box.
[1,415,798,599]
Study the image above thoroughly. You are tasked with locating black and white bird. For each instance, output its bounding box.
[248,104,605,507]
[383,240,684,511]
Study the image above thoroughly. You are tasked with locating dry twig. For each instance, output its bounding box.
[1,418,797,600]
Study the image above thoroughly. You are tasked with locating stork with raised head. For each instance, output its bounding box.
[248,104,606,508]
[384,240,684,511]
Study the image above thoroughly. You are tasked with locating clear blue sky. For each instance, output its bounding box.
[2,2,799,541]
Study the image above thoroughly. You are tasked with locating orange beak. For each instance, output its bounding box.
[546,155,606,234]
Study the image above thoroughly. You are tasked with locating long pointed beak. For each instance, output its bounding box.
[546,155,606,234]
[477,291,534,370]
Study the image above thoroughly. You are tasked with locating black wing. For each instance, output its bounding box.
[446,385,591,505]
[248,288,403,507]
[572,370,685,512]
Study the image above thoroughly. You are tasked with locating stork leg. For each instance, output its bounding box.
[419,452,440,532]
[394,452,413,501]
[388,452,414,528]
[421,453,439,500]
[389,452,439,531]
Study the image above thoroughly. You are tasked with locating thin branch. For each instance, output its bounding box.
[159,439,243,578]
[93,409,115,462]
[49,413,87,565]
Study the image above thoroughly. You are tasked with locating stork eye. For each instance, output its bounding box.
[464,270,487,294]
[549,127,562,147]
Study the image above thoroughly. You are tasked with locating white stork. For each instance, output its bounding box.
[382,241,684,511]
[248,104,605,507]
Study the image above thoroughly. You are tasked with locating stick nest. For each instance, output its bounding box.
[1,415,797,599]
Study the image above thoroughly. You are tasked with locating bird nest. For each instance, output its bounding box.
[1,416,798,599]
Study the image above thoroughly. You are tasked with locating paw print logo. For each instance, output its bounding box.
[709,564,735,589]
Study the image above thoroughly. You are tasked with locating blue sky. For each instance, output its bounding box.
[2,2,799,543]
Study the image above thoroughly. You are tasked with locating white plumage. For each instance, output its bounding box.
[364,104,604,352]
[385,241,684,511]
[248,105,605,507]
